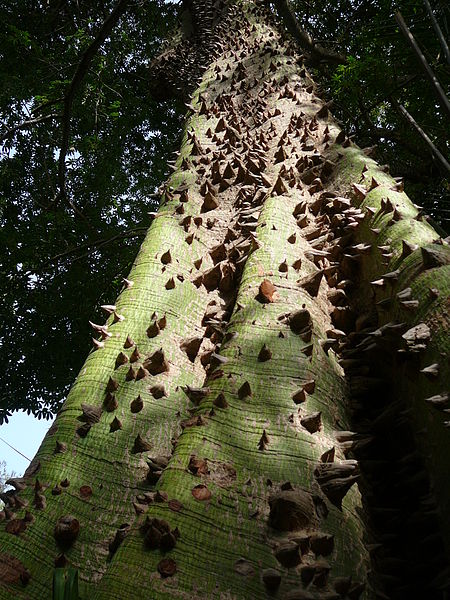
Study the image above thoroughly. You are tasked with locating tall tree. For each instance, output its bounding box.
[0,0,449,598]
[1,0,449,423]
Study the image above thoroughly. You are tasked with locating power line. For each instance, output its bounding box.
[0,436,31,462]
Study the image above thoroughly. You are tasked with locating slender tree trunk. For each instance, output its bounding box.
[1,0,449,598]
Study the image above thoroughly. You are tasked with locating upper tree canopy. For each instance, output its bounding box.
[0,0,448,422]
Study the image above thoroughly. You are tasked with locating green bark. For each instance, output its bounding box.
[330,149,450,566]
[1,0,449,598]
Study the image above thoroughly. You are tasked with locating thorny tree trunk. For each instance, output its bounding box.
[1,1,449,598]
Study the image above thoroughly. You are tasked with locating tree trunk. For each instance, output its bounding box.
[1,0,449,598]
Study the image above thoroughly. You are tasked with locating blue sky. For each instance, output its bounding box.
[0,411,54,476]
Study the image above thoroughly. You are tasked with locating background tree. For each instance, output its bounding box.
[0,460,13,490]
[0,461,16,510]
[0,0,183,419]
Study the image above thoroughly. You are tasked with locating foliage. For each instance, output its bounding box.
[53,569,80,600]
[0,0,449,421]
[0,0,183,422]
[0,460,10,491]
[292,0,450,229]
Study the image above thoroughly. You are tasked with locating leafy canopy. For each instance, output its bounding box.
[0,0,448,422]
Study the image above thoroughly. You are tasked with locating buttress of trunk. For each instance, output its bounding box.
[1,1,448,599]
[328,150,450,596]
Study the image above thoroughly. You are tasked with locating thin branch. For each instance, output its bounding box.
[350,74,418,133]
[37,228,147,270]
[395,10,450,119]
[272,0,346,65]
[0,113,57,143]
[423,0,450,65]
[337,0,379,46]
[56,0,130,203]
[366,126,428,159]
[31,96,64,115]
[393,99,450,175]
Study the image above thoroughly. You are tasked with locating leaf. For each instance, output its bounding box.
[53,568,79,600]
[64,568,79,600]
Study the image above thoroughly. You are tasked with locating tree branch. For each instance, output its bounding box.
[366,126,428,159]
[31,96,64,115]
[395,10,450,119]
[37,228,147,270]
[423,0,450,66]
[392,99,450,175]
[272,0,346,65]
[350,74,418,134]
[0,113,57,143]
[56,0,130,203]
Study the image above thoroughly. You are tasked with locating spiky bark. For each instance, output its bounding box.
[1,1,449,598]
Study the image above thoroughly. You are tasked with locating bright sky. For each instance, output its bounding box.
[0,411,54,477]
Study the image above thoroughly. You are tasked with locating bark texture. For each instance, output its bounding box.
[1,0,449,598]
